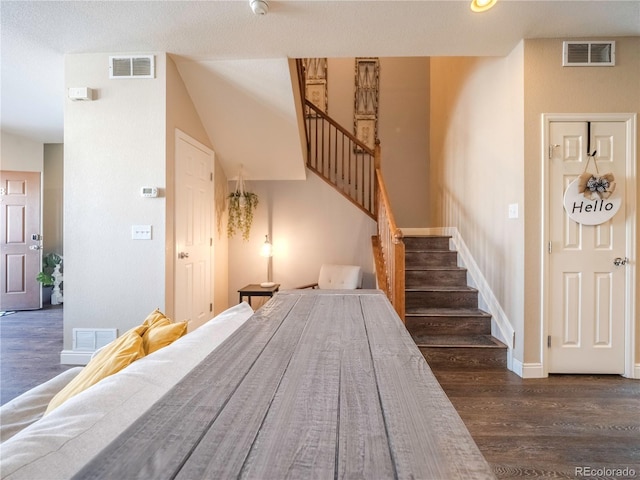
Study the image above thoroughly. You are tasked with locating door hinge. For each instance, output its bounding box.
[547,335,551,348]
[549,144,560,159]
[548,241,552,254]
[210,303,213,312]
[210,237,213,246]
[210,172,213,181]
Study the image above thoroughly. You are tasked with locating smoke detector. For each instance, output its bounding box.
[250,0,268,15]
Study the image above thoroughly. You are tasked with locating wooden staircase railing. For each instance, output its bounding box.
[296,59,405,320]
[303,99,376,220]
[373,168,405,321]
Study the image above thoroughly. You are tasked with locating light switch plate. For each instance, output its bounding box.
[132,225,152,240]
[508,203,519,219]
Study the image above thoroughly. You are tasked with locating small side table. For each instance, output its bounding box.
[238,283,280,307]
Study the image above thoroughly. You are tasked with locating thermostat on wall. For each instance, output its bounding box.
[140,186,158,198]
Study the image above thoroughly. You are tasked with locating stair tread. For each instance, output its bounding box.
[404,236,507,368]
[406,286,478,293]
[404,235,452,238]
[404,247,457,253]
[413,334,506,348]
[405,266,465,271]
[405,307,490,317]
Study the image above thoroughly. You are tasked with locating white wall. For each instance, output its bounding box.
[63,53,228,356]
[43,144,64,255]
[326,57,430,228]
[63,53,168,350]
[523,36,640,367]
[378,57,430,228]
[1,131,43,172]
[429,45,525,360]
[227,171,377,307]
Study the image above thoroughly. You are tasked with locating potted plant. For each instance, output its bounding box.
[37,253,63,304]
[227,169,259,241]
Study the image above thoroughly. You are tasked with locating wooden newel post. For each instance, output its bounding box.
[393,229,405,322]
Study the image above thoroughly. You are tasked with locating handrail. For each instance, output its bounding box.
[304,99,376,219]
[297,59,404,320]
[374,167,405,321]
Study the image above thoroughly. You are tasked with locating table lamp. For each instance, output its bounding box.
[260,234,275,287]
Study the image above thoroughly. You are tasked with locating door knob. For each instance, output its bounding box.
[29,245,42,251]
[613,257,628,266]
[178,252,189,259]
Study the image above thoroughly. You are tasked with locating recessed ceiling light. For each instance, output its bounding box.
[470,0,497,12]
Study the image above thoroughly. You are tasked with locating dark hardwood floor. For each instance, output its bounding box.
[1,307,638,479]
[0,305,74,405]
[430,367,640,479]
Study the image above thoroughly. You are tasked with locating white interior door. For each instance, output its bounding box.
[175,132,213,327]
[548,121,627,374]
[0,171,42,310]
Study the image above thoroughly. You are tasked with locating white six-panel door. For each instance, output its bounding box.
[175,132,213,327]
[548,121,627,374]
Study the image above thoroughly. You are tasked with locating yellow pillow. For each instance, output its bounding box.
[142,308,170,328]
[143,321,188,354]
[45,327,145,414]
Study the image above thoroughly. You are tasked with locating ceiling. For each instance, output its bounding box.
[1,0,638,177]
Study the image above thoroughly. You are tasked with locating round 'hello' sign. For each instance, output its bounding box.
[563,176,621,225]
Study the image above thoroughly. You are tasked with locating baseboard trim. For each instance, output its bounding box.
[447,228,515,349]
[627,363,640,379]
[60,350,92,365]
[512,359,546,378]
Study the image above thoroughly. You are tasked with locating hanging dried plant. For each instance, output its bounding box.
[227,168,259,241]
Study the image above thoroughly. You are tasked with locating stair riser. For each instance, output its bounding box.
[404,236,507,370]
[419,346,507,370]
[404,236,450,251]
[406,269,467,287]
[406,252,458,268]
[406,317,491,336]
[406,291,478,309]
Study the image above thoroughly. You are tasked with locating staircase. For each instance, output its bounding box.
[404,235,507,370]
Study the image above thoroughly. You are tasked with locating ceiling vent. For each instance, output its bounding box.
[563,41,615,67]
[109,55,155,79]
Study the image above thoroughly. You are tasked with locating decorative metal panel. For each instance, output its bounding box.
[354,58,379,151]
[303,58,328,115]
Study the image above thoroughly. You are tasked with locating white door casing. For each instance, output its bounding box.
[0,171,42,310]
[175,131,213,328]
[542,114,637,378]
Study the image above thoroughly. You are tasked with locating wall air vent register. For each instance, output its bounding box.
[563,41,615,66]
[109,55,155,79]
